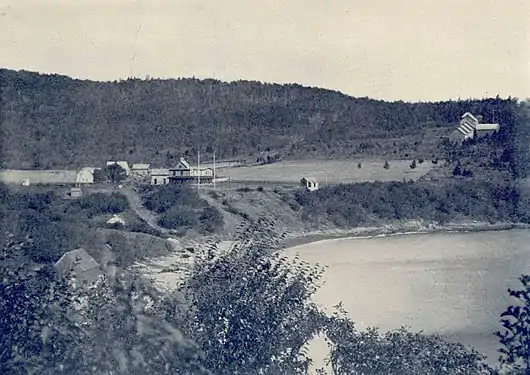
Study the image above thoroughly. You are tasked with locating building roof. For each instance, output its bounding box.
[54,248,101,281]
[461,112,478,122]
[106,214,126,225]
[301,177,318,183]
[457,123,475,135]
[171,157,191,170]
[132,163,150,170]
[150,168,170,175]
[476,123,500,131]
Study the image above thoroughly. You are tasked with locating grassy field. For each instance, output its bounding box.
[222,159,440,184]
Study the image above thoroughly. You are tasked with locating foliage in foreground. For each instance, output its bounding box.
[496,274,530,374]
[177,218,327,375]
[323,303,494,375]
[2,218,523,375]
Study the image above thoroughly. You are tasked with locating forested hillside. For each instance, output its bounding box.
[0,68,523,169]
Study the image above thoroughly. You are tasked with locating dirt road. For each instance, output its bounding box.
[120,185,170,235]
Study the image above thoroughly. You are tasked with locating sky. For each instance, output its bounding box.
[1,0,529,102]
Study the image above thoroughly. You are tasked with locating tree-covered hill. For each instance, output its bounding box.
[0,68,522,169]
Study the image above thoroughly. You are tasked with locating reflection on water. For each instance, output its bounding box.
[284,230,530,367]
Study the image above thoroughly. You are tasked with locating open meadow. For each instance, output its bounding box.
[222,159,439,184]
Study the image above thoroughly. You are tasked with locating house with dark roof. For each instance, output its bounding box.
[168,158,214,184]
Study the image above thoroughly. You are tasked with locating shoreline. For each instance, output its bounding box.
[279,220,530,249]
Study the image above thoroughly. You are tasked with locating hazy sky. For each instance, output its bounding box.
[1,0,528,101]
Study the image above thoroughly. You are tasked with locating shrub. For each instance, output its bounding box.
[324,304,494,375]
[496,274,530,373]
[384,161,390,169]
[143,184,206,214]
[158,206,198,229]
[74,192,129,215]
[199,206,224,233]
[410,159,417,169]
[236,187,253,192]
[256,186,264,192]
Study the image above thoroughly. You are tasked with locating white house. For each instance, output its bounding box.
[300,177,319,192]
[150,168,170,185]
[448,112,500,145]
[131,163,150,177]
[106,161,131,176]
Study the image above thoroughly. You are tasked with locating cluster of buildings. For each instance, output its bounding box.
[107,157,219,186]
[447,112,500,145]
[0,157,224,189]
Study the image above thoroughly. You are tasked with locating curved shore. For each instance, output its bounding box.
[280,220,530,249]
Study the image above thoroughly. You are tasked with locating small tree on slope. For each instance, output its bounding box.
[496,274,530,374]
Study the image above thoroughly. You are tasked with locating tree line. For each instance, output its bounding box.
[1,69,526,175]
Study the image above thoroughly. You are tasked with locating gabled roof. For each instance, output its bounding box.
[300,177,318,183]
[461,112,478,122]
[132,163,150,170]
[175,157,191,170]
[150,168,170,175]
[54,248,101,280]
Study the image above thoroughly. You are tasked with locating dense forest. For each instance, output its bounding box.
[0,69,524,169]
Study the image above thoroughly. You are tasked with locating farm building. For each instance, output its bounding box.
[168,158,214,184]
[476,123,500,138]
[300,177,319,192]
[150,168,170,185]
[54,248,103,285]
[106,161,131,176]
[132,163,150,177]
[447,112,500,145]
[69,187,82,198]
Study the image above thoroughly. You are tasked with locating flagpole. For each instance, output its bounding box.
[197,150,200,190]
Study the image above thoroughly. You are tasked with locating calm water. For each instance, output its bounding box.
[284,230,530,367]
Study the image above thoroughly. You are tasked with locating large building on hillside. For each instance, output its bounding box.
[447,112,500,145]
[168,158,214,184]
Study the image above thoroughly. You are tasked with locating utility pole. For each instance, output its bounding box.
[213,150,216,189]
[197,150,200,190]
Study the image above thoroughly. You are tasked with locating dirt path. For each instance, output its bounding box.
[121,185,170,234]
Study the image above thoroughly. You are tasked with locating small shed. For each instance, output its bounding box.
[300,177,319,192]
[54,248,102,284]
[70,187,82,198]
